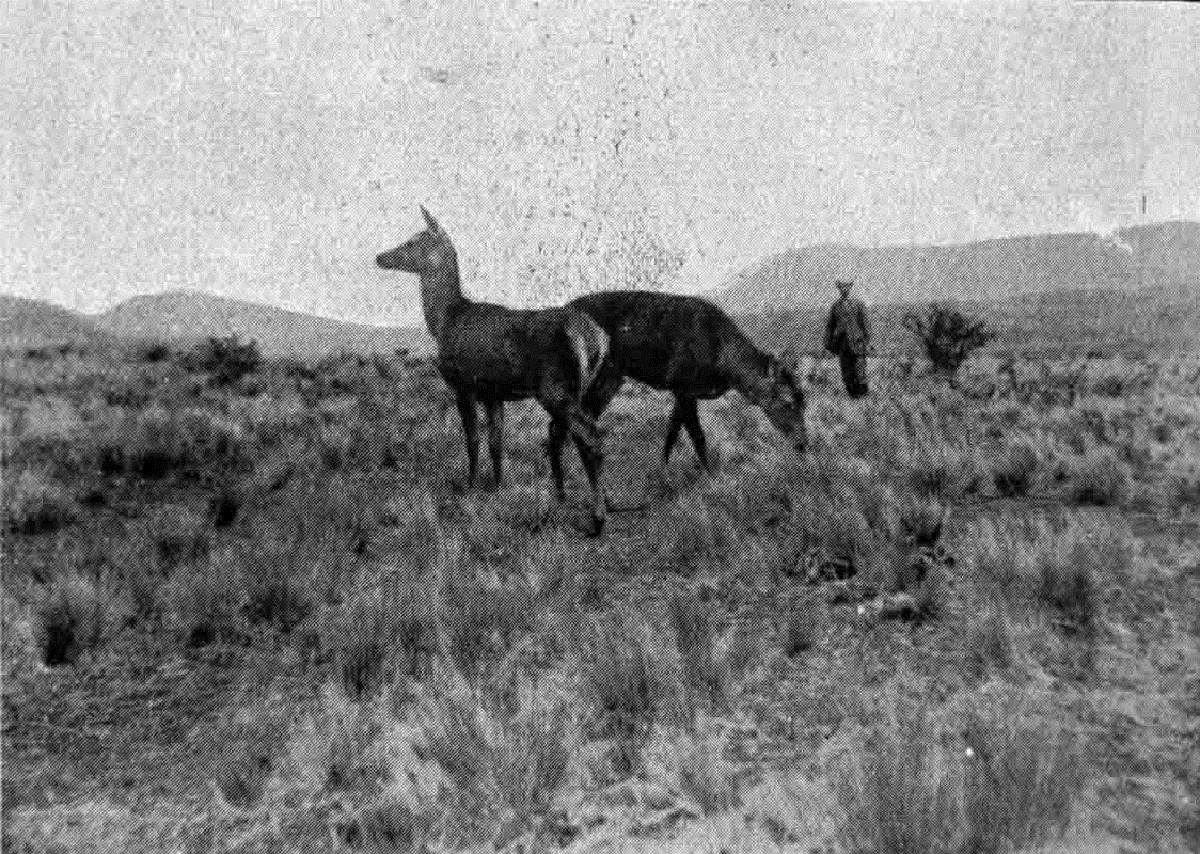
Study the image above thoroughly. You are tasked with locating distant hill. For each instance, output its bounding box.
[736,285,1200,359]
[708,221,1200,312]
[95,290,432,357]
[0,295,110,350]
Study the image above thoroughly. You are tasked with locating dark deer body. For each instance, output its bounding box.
[377,207,609,532]
[569,290,807,469]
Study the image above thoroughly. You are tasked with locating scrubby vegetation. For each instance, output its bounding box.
[3,329,1199,853]
[902,303,997,380]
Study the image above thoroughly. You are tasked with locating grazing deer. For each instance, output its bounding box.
[376,207,610,533]
[569,291,807,470]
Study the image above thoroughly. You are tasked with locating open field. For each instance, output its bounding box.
[3,324,1199,853]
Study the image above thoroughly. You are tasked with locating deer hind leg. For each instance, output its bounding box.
[455,392,480,489]
[483,401,505,489]
[570,428,606,536]
[547,417,568,502]
[678,396,711,471]
[542,387,606,535]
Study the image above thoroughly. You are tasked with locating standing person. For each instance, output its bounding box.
[824,279,872,398]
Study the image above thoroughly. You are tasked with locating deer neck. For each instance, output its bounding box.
[419,253,465,339]
[724,336,773,403]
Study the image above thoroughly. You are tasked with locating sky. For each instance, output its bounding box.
[3,0,1198,325]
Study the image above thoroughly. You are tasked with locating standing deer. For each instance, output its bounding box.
[569,291,807,470]
[377,206,610,533]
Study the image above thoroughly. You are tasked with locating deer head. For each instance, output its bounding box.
[375,205,453,274]
[757,357,808,452]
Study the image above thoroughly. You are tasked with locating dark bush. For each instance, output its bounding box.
[186,335,261,386]
[903,304,995,381]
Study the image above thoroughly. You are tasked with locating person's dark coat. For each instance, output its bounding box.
[825,296,872,356]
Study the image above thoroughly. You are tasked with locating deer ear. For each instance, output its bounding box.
[420,205,441,233]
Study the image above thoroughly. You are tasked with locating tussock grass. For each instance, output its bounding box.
[649,720,742,815]
[4,469,78,534]
[321,564,438,696]
[664,585,729,711]
[783,590,826,657]
[990,439,1041,497]
[241,546,314,636]
[1066,446,1132,506]
[965,512,1135,660]
[91,405,248,480]
[34,573,124,665]
[519,528,579,599]
[409,660,574,849]
[962,602,1016,684]
[653,494,744,576]
[160,546,247,649]
[826,681,1083,854]
[435,532,537,678]
[577,605,687,742]
[139,503,210,567]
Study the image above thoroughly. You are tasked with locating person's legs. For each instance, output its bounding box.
[839,351,857,396]
[852,353,869,398]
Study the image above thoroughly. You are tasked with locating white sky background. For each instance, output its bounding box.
[3,1,1198,324]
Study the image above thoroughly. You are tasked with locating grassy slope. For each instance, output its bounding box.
[2,331,1198,853]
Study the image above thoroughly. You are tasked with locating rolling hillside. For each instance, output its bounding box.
[0,295,110,350]
[708,221,1200,312]
[94,290,431,357]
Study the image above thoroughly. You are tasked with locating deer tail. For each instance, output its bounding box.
[566,311,610,399]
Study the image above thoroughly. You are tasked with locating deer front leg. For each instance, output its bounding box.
[455,392,479,489]
[678,396,711,472]
[547,418,568,502]
[484,401,505,489]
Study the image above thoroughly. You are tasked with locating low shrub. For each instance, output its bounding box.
[186,335,261,386]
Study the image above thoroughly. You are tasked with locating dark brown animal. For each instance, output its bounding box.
[569,291,807,470]
[377,207,610,533]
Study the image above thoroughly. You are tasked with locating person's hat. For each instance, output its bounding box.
[835,279,854,289]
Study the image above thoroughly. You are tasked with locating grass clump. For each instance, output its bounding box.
[967,512,1133,647]
[827,681,1082,854]
[783,590,825,657]
[664,585,729,712]
[93,406,247,480]
[186,334,261,386]
[161,547,248,648]
[962,603,1016,684]
[323,575,438,697]
[990,439,1041,498]
[1066,447,1131,506]
[33,574,124,666]
[410,662,574,849]
[577,605,686,749]
[5,469,78,535]
[241,547,314,635]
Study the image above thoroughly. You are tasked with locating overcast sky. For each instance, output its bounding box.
[4,1,1198,324]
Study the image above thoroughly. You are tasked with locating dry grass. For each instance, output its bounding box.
[3,341,1197,854]
[4,469,78,535]
[825,680,1083,854]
